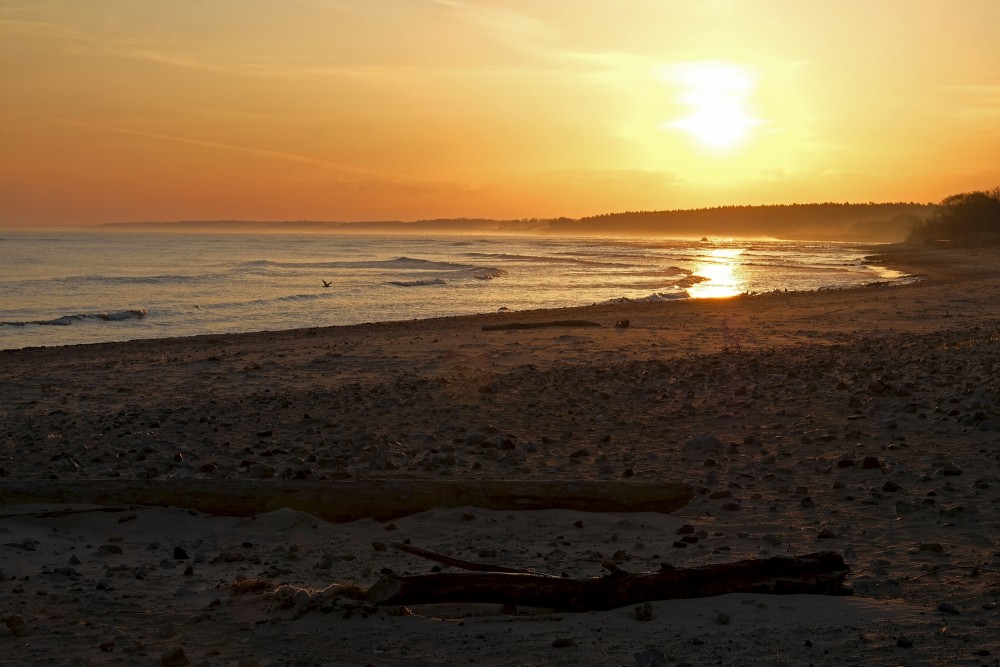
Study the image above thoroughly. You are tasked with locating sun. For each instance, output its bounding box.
[662,61,761,151]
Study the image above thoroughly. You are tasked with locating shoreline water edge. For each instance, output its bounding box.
[2,244,1000,665]
[1,233,910,350]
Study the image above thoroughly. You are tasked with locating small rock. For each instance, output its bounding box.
[4,615,28,637]
[248,463,276,479]
[173,547,190,560]
[861,456,882,469]
[897,637,913,648]
[633,647,665,667]
[716,612,730,625]
[551,637,575,648]
[940,463,963,476]
[635,602,653,621]
[160,647,190,667]
[937,602,961,615]
[97,544,123,556]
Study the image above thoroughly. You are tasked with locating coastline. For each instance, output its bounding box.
[3,245,1000,665]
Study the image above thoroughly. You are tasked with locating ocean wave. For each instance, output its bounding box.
[0,309,148,327]
[274,293,328,303]
[601,292,689,305]
[464,252,633,267]
[48,273,223,286]
[473,268,509,280]
[596,275,708,291]
[237,257,474,272]
[387,279,447,287]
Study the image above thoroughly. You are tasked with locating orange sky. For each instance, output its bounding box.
[2,0,1000,226]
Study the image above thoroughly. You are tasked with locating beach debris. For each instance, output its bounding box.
[615,319,631,328]
[368,551,852,611]
[0,479,693,522]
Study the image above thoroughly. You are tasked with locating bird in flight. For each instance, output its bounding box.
[322,280,332,288]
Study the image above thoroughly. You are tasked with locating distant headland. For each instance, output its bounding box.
[97,201,930,242]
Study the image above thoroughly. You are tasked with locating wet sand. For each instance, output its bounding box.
[2,245,1000,666]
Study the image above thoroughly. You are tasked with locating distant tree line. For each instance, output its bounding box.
[554,202,931,242]
[906,187,1000,246]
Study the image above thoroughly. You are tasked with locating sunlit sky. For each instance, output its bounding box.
[3,0,1000,226]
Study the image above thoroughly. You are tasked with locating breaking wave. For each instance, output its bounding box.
[387,279,447,287]
[601,293,690,305]
[0,309,148,327]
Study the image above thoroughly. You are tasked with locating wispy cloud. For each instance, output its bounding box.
[428,0,556,52]
[0,17,236,75]
[44,116,406,180]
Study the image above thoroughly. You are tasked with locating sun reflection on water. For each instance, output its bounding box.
[687,248,745,298]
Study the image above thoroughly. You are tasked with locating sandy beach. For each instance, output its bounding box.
[3,245,1000,666]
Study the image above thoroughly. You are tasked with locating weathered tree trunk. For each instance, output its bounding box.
[0,479,692,523]
[369,551,851,611]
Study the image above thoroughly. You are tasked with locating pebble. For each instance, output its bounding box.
[4,615,28,637]
[633,647,665,667]
[940,463,963,476]
[161,646,190,666]
[861,456,882,469]
[937,602,961,615]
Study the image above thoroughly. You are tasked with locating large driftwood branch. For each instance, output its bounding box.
[0,479,692,523]
[391,541,529,573]
[369,551,851,611]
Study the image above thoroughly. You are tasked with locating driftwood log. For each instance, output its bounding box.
[0,479,692,523]
[370,551,851,611]
[482,320,601,331]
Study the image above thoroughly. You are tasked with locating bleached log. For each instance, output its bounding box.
[0,479,692,523]
[369,551,852,611]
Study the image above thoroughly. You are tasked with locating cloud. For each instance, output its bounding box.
[43,116,406,180]
[427,0,556,52]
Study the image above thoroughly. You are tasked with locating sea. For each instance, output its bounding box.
[0,232,911,351]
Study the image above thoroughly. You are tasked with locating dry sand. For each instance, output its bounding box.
[2,245,1000,666]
